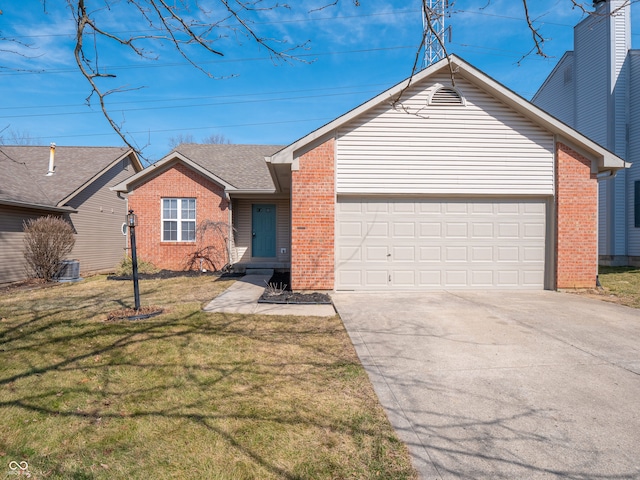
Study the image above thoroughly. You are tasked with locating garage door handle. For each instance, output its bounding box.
[387,253,391,257]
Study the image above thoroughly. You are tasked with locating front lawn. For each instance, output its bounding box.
[0,275,416,479]
[597,266,640,308]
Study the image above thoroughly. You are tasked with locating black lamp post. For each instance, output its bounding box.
[126,209,140,311]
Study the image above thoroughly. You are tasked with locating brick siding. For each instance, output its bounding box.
[127,162,230,271]
[555,143,598,289]
[290,138,335,291]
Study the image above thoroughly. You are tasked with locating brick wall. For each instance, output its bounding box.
[290,138,335,291]
[555,143,598,289]
[127,162,230,271]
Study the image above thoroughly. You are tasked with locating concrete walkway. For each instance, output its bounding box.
[203,274,336,317]
[333,290,640,479]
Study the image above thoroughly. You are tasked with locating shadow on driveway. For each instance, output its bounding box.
[332,290,640,479]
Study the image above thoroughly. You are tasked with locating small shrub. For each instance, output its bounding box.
[23,216,76,282]
[264,281,288,296]
[116,256,160,276]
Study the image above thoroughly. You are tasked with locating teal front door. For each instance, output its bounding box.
[252,204,276,258]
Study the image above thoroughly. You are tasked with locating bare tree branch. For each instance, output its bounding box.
[62,0,312,159]
[391,0,456,110]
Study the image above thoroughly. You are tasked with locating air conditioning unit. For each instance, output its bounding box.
[56,260,81,282]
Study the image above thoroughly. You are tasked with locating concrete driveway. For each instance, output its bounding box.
[332,290,640,479]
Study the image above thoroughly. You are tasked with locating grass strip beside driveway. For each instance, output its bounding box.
[0,275,416,480]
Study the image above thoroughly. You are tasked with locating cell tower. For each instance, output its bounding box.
[423,0,449,68]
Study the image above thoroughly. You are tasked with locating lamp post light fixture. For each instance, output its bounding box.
[126,209,140,311]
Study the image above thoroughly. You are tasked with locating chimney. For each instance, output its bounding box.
[46,143,56,176]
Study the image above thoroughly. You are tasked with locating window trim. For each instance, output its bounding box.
[161,197,196,242]
[635,181,640,228]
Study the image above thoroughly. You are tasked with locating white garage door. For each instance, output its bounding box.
[336,198,548,290]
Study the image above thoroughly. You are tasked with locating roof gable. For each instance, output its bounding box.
[112,144,284,194]
[269,55,628,173]
[0,145,141,208]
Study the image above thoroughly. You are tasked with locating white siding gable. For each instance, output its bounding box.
[335,73,555,196]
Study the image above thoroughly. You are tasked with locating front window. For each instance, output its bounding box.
[162,198,196,241]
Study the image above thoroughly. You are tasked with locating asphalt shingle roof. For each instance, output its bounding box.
[173,144,283,190]
[0,145,132,207]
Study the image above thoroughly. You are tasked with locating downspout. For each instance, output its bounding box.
[225,191,234,269]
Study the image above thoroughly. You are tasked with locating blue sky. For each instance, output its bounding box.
[1,1,638,162]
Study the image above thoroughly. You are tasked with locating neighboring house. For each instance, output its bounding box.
[532,0,638,266]
[0,145,142,283]
[112,55,627,291]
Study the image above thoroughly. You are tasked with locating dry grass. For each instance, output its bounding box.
[595,266,640,308]
[0,275,417,479]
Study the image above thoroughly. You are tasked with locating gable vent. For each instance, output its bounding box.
[430,86,464,106]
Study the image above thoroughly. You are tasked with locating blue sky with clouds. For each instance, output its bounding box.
[1,1,638,162]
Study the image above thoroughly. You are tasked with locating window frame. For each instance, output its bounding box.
[161,197,196,242]
[635,181,640,228]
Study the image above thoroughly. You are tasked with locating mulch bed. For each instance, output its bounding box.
[258,271,332,305]
[107,270,243,281]
[106,306,165,321]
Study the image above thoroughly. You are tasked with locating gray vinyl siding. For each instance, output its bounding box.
[232,198,290,263]
[531,54,576,127]
[627,51,640,255]
[65,159,134,273]
[574,14,609,146]
[0,206,52,283]
[335,73,555,196]
[574,7,630,257]
[611,12,631,257]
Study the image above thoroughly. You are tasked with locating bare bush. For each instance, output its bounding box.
[184,220,234,272]
[23,216,75,282]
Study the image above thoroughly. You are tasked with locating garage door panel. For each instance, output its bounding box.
[471,203,494,214]
[497,270,520,286]
[392,203,416,214]
[338,221,362,237]
[336,198,548,290]
[445,203,469,214]
[471,246,493,262]
[365,246,388,261]
[338,245,362,262]
[366,270,388,287]
[393,270,416,286]
[366,222,388,237]
[472,223,494,237]
[471,270,494,286]
[419,222,442,237]
[445,270,468,286]
[498,223,519,238]
[418,202,442,214]
[446,223,468,237]
[419,270,442,286]
[523,246,545,262]
[524,223,545,238]
[523,270,545,286]
[393,222,415,237]
[420,246,441,261]
[445,246,467,262]
[497,246,519,262]
[393,246,416,261]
